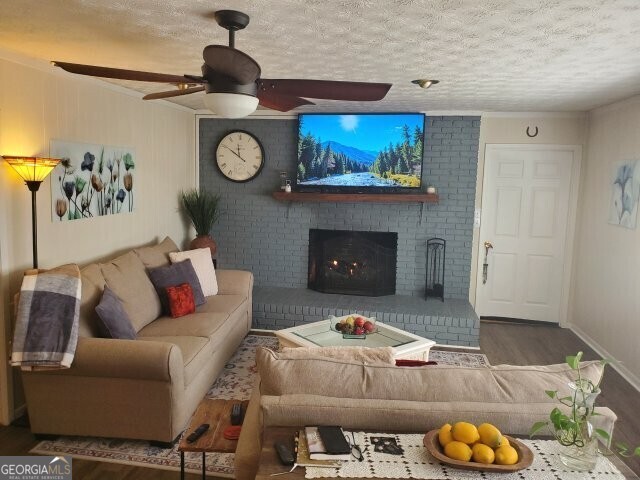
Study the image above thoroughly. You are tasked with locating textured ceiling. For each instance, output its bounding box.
[1,0,639,113]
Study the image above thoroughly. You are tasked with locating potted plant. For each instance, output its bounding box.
[530,352,640,471]
[180,189,221,257]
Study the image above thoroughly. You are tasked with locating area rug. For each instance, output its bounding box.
[31,335,488,477]
[429,349,489,367]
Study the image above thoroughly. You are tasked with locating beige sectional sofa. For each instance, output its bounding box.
[235,347,617,480]
[21,237,253,443]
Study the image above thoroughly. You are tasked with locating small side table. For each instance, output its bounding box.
[178,398,248,480]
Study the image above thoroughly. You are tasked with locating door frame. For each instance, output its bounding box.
[475,144,582,326]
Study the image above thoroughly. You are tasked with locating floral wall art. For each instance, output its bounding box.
[608,159,640,229]
[50,140,136,221]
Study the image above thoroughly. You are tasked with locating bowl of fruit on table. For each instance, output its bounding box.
[330,314,377,338]
[423,421,533,472]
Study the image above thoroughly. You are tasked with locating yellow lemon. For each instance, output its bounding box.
[472,443,495,464]
[477,423,503,448]
[500,436,510,448]
[438,423,454,448]
[444,441,473,462]
[494,445,519,465]
[451,422,480,445]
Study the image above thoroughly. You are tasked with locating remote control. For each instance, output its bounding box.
[274,442,295,465]
[186,423,209,443]
[230,403,244,426]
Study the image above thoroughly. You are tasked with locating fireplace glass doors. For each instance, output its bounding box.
[308,229,397,296]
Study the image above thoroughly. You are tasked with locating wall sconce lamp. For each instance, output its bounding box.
[3,156,60,268]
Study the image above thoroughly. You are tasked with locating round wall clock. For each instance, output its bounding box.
[215,130,265,182]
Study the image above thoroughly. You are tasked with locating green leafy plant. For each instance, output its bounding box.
[530,352,640,458]
[180,189,221,236]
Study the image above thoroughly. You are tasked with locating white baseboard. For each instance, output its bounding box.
[568,323,640,393]
[433,343,481,351]
[249,328,276,334]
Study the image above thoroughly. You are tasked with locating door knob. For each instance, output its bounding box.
[482,241,493,284]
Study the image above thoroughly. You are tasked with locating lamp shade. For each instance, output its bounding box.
[3,156,60,182]
[203,92,259,118]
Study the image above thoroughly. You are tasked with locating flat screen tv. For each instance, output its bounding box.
[296,113,425,193]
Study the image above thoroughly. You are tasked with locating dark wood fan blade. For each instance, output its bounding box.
[202,45,261,84]
[258,79,391,101]
[53,61,202,84]
[143,86,205,100]
[257,90,315,112]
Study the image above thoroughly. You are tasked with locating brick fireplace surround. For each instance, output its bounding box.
[198,115,481,346]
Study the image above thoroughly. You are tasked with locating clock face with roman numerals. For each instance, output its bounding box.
[215,130,265,182]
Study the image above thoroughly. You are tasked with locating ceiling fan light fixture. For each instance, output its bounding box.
[411,79,439,89]
[203,92,259,118]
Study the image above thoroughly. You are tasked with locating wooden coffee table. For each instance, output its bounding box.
[178,398,248,480]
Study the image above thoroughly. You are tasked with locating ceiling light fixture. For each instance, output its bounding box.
[411,79,440,89]
[203,93,259,118]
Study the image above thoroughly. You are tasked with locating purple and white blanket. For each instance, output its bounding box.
[11,264,81,370]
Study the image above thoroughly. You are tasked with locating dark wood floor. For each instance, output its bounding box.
[481,319,640,476]
[0,321,638,478]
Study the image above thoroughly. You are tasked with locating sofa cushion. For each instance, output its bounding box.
[256,348,605,405]
[134,236,180,269]
[137,311,230,338]
[137,294,248,339]
[95,287,137,339]
[195,294,246,316]
[280,346,395,365]
[148,260,205,312]
[139,335,211,386]
[78,263,107,338]
[259,394,617,437]
[170,248,218,296]
[166,283,196,318]
[100,251,161,332]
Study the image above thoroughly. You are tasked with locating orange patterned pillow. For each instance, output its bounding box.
[165,283,196,318]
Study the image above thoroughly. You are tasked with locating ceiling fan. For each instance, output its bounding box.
[53,10,392,118]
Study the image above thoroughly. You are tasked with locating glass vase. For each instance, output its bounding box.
[559,420,599,471]
[558,383,601,471]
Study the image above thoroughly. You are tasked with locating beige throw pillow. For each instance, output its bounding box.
[134,236,179,269]
[169,248,218,296]
[100,251,162,332]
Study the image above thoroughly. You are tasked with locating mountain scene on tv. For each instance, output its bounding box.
[297,114,424,188]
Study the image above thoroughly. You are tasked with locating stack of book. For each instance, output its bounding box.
[296,426,351,467]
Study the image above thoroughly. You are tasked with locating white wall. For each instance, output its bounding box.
[471,114,587,306]
[569,96,640,388]
[0,53,196,423]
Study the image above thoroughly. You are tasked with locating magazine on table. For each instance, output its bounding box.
[304,426,351,461]
[295,430,343,467]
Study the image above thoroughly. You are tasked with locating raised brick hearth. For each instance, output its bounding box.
[252,286,480,347]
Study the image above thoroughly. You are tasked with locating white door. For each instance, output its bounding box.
[476,145,580,323]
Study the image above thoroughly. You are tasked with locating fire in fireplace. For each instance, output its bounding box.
[308,229,397,296]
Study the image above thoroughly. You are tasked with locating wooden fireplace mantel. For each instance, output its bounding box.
[272,191,439,204]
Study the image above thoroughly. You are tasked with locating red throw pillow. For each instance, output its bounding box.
[166,283,196,318]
